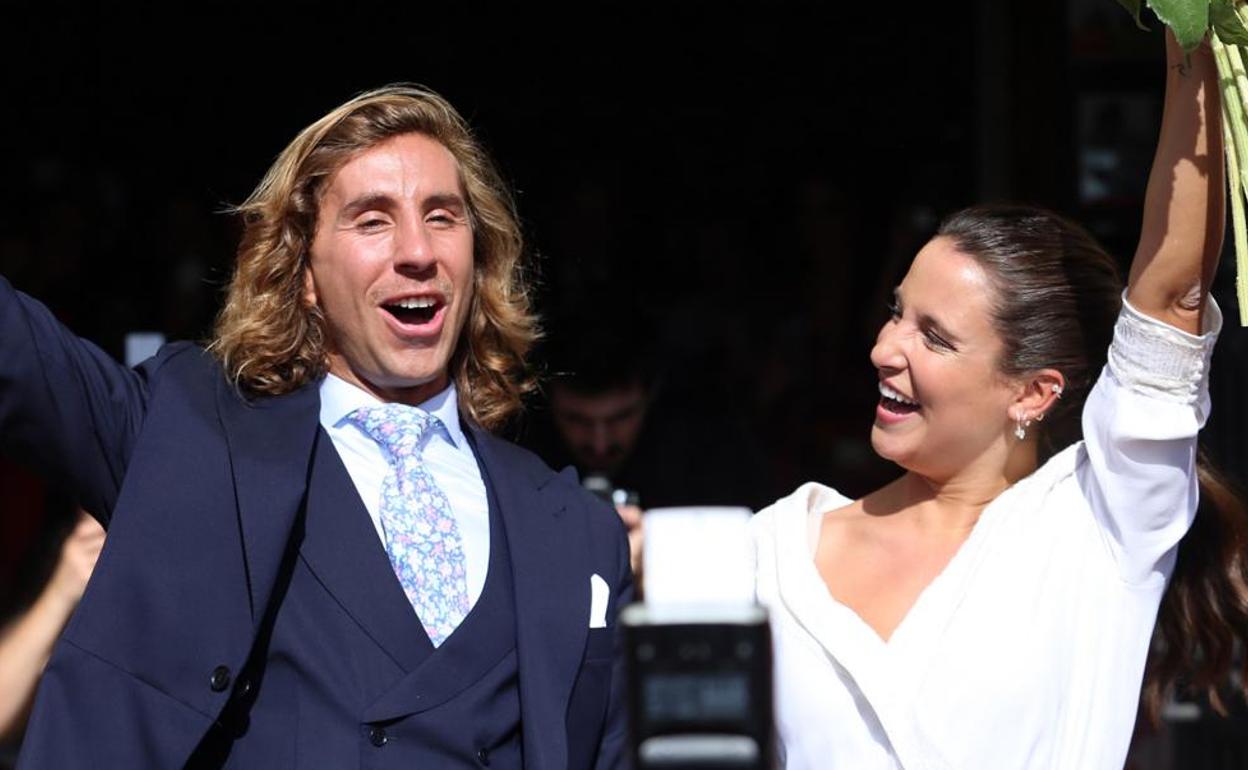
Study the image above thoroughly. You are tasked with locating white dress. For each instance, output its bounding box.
[751,297,1222,770]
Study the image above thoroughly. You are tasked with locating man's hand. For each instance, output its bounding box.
[615,504,643,593]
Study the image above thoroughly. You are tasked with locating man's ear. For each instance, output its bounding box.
[1010,369,1066,423]
[303,260,318,308]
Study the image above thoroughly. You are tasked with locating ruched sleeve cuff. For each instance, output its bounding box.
[1106,293,1221,405]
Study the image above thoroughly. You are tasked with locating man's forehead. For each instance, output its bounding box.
[321,132,464,202]
[551,382,648,416]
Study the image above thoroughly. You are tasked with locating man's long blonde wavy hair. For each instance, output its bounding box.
[210,85,539,430]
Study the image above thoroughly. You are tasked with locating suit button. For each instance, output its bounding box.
[476,747,490,765]
[368,726,388,747]
[209,666,232,692]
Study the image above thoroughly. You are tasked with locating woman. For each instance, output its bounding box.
[752,33,1248,769]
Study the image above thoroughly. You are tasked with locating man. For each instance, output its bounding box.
[545,329,654,484]
[531,312,765,512]
[0,86,632,769]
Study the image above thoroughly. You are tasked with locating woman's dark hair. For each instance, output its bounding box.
[938,205,1122,460]
[938,204,1248,723]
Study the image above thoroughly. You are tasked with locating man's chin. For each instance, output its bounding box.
[332,360,452,404]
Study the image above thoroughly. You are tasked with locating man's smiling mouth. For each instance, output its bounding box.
[382,296,441,325]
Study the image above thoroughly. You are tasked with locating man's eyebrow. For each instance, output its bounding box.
[339,192,396,219]
[338,191,468,218]
[606,403,644,421]
[424,192,468,212]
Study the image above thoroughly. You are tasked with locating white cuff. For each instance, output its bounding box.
[1106,292,1221,404]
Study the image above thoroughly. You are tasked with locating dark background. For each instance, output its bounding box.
[0,2,1244,767]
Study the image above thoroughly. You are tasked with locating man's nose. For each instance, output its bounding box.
[591,423,612,455]
[395,219,437,273]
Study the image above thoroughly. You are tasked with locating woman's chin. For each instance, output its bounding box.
[870,428,913,467]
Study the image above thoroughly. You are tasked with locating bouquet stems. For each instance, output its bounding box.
[1210,36,1248,322]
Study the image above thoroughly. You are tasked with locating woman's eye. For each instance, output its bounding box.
[886,301,902,319]
[923,329,953,350]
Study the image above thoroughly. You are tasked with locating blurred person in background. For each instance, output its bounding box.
[524,302,767,582]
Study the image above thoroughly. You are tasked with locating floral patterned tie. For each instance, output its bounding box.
[347,404,469,647]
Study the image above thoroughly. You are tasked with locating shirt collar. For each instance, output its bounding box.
[318,373,468,449]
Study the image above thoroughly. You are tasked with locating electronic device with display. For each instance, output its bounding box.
[624,507,774,770]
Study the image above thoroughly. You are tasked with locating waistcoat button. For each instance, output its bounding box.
[209,666,232,692]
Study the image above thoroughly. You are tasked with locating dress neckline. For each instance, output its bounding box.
[790,482,1000,656]
[767,450,1081,770]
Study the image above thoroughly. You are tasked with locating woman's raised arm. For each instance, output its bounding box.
[1128,32,1225,333]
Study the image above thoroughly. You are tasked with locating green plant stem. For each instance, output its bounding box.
[1213,39,1248,191]
[1232,45,1248,320]
[1221,108,1248,322]
[1211,35,1248,322]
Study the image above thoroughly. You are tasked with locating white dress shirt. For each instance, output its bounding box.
[752,297,1222,770]
[318,375,490,610]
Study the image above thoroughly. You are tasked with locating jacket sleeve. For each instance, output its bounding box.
[0,275,157,525]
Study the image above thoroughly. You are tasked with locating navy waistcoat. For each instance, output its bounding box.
[190,428,521,769]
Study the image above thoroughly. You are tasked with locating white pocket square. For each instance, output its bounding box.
[589,573,609,628]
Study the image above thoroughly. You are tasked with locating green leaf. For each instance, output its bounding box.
[1147,0,1211,51]
[1116,0,1150,30]
[1212,0,1248,44]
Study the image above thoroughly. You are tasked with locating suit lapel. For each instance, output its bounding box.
[299,429,432,672]
[215,377,320,628]
[469,425,591,770]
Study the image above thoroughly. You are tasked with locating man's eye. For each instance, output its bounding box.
[356,217,388,230]
[886,301,902,320]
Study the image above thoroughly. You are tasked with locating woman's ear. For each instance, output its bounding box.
[1011,369,1066,424]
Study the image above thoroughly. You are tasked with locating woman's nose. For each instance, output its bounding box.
[869,321,906,372]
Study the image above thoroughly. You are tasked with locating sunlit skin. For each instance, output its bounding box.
[869,237,1026,486]
[815,237,1063,642]
[550,382,649,475]
[304,133,474,406]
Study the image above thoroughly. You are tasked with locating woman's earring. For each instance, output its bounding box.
[1052,384,1063,397]
[1014,412,1028,440]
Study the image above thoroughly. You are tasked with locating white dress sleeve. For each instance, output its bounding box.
[1079,294,1222,584]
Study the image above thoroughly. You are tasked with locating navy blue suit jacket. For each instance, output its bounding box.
[0,277,633,769]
